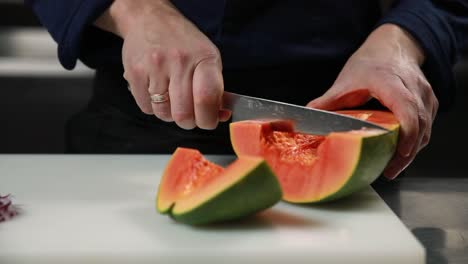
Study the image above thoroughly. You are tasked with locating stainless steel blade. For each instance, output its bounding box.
[222,92,388,135]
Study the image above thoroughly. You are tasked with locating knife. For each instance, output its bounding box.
[222,92,387,135]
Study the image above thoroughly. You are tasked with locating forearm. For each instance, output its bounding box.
[94,0,174,38]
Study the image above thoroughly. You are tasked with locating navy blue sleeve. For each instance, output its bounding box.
[24,0,113,70]
[377,0,468,109]
[25,0,225,70]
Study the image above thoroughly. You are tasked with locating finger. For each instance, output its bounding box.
[410,75,434,152]
[149,77,173,122]
[306,88,371,111]
[385,116,423,180]
[168,50,196,130]
[420,103,435,150]
[415,103,428,151]
[421,126,431,150]
[417,103,432,151]
[421,93,438,148]
[420,78,439,122]
[383,152,415,180]
[371,80,418,179]
[413,73,436,149]
[219,109,232,122]
[431,95,439,122]
[148,51,172,122]
[371,78,419,158]
[414,69,438,122]
[193,57,223,129]
[124,63,152,115]
[391,101,418,159]
[424,86,438,149]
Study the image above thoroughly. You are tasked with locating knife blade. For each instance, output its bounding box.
[222,92,388,135]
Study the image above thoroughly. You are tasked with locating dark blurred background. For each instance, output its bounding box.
[0,1,467,178]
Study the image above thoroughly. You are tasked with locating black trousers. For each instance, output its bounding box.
[65,62,344,154]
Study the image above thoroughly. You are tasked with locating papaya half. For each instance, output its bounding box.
[230,110,399,203]
[156,148,282,225]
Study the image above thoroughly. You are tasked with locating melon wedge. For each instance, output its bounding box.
[157,148,282,225]
[230,110,399,203]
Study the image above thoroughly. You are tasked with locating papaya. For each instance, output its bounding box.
[156,148,282,225]
[230,110,399,203]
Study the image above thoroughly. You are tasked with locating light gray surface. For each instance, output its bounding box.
[0,28,93,77]
[0,155,424,264]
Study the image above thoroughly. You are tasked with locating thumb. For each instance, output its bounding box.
[306,91,337,110]
[307,88,371,111]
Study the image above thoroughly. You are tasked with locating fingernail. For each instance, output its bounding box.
[399,149,411,157]
[383,167,399,180]
[381,174,393,182]
[384,173,396,181]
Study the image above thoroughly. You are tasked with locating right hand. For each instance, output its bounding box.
[95,0,230,129]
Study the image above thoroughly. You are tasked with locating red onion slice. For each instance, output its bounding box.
[0,194,18,222]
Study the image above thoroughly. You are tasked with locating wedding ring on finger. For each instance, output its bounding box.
[150,91,169,104]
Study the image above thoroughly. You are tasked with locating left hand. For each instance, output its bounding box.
[307,24,439,180]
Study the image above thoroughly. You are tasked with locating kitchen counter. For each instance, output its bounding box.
[373,176,468,264]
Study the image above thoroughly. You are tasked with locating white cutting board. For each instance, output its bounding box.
[0,155,424,264]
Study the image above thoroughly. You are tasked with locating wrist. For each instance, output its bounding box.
[360,24,426,66]
[389,24,426,65]
[94,0,134,38]
[94,0,171,38]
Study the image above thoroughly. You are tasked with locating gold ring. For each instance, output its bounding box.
[150,91,169,103]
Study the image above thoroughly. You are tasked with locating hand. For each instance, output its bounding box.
[95,0,230,130]
[307,24,439,179]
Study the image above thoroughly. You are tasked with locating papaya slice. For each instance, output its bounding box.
[157,148,282,225]
[230,110,399,203]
